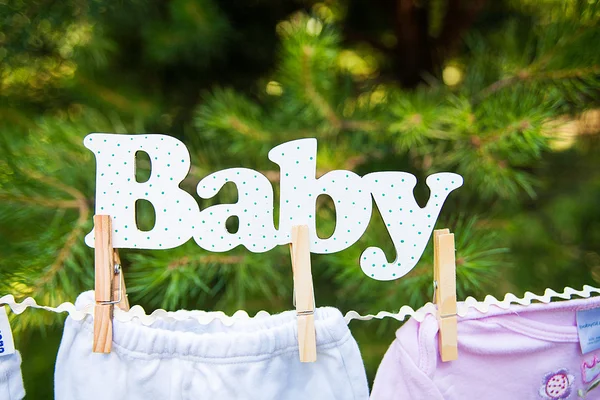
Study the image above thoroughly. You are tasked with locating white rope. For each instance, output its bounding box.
[2,285,599,326]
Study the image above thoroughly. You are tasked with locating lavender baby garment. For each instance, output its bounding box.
[371,296,600,399]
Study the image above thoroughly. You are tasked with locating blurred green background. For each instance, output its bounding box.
[1,0,599,398]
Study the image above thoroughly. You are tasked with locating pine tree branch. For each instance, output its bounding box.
[24,170,88,205]
[341,120,383,131]
[21,170,91,291]
[167,255,246,270]
[299,46,384,133]
[471,119,535,148]
[479,66,600,99]
[301,45,343,131]
[226,115,266,140]
[35,205,88,290]
[0,194,80,209]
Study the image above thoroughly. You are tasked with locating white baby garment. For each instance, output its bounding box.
[55,291,369,400]
[0,352,25,400]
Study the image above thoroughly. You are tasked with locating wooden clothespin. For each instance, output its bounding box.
[290,225,317,363]
[93,215,129,353]
[433,228,458,362]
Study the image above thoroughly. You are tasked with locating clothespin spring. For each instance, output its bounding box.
[97,262,123,306]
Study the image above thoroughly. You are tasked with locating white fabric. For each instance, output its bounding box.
[0,352,25,400]
[55,291,369,400]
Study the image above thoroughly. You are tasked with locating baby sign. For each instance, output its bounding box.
[84,134,462,281]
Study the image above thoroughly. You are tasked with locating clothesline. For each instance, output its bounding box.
[2,285,598,325]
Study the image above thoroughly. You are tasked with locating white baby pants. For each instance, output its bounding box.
[0,352,25,400]
[55,292,369,400]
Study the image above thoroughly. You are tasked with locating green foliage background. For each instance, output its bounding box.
[1,0,599,398]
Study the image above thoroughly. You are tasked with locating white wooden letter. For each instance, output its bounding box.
[269,138,372,253]
[84,134,199,249]
[194,168,278,252]
[360,172,463,280]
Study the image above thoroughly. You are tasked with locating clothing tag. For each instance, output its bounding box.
[577,308,600,354]
[0,307,15,356]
